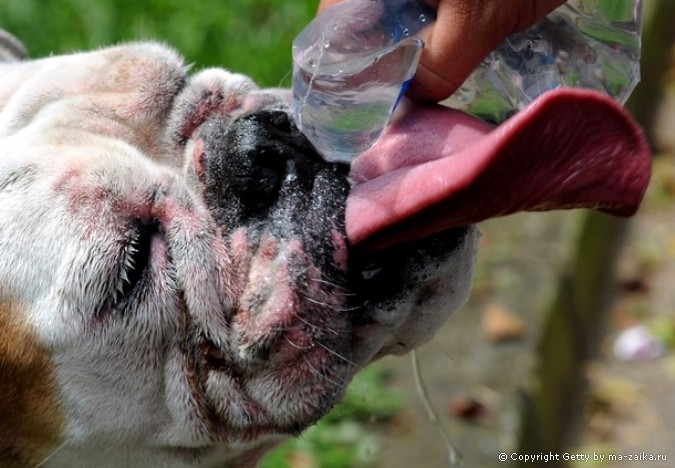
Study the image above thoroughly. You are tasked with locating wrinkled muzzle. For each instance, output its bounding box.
[196,108,354,358]
[184,109,361,435]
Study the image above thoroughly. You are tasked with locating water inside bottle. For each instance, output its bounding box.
[444,0,642,123]
[293,38,423,163]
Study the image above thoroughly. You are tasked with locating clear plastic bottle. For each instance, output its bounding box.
[291,0,642,163]
[446,0,643,123]
[291,0,435,163]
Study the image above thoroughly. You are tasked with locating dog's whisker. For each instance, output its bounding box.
[301,355,348,392]
[308,277,355,294]
[296,315,340,335]
[265,325,296,333]
[277,70,292,88]
[35,439,70,468]
[315,340,358,368]
[431,336,457,364]
[412,351,463,466]
[284,335,313,351]
[299,292,360,312]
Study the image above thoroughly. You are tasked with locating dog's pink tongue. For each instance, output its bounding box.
[346,89,651,251]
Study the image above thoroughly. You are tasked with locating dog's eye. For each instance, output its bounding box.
[112,220,157,307]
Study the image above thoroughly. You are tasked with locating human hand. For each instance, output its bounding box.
[317,0,566,102]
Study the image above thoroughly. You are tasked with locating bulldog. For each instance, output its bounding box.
[0,31,650,467]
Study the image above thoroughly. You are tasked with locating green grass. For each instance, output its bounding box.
[0,2,408,465]
[0,0,316,88]
[262,365,405,468]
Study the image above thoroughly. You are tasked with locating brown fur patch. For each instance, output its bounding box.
[0,301,64,467]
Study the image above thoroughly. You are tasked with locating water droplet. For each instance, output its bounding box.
[403,28,410,37]
[323,40,331,49]
[419,13,427,23]
[308,59,317,68]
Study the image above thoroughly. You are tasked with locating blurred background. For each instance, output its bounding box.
[0,0,315,89]
[2,1,674,467]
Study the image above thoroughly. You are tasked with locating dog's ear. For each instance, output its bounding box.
[0,30,27,62]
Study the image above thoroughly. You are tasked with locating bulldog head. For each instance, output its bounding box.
[0,38,649,467]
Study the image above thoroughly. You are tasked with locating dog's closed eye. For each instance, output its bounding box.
[111,219,158,308]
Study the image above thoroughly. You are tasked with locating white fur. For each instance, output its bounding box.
[0,41,476,467]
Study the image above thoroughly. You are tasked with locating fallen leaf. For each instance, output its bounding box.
[482,305,527,343]
[447,395,489,422]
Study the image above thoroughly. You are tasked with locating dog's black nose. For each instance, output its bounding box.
[198,110,344,230]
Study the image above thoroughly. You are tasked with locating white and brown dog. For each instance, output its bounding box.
[0,31,650,467]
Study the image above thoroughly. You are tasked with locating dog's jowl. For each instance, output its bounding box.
[0,32,650,467]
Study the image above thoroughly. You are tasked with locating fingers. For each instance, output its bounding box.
[316,0,342,13]
[314,0,566,103]
[408,0,567,102]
